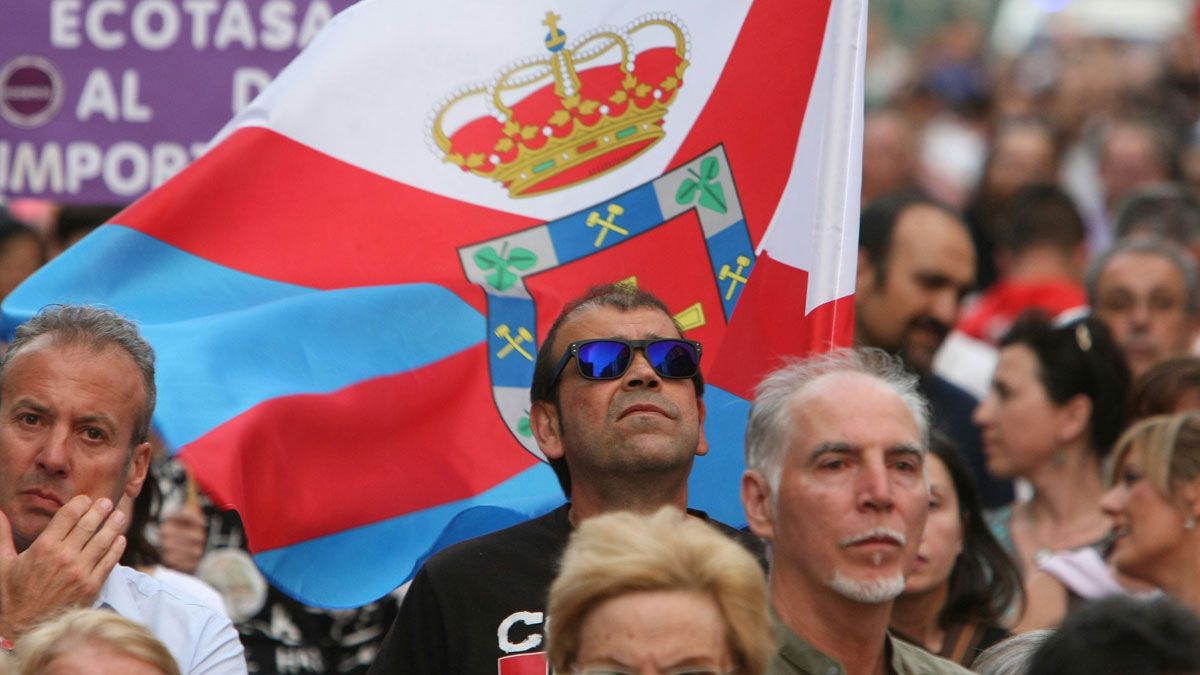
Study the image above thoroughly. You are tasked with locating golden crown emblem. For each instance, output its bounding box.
[427,11,690,198]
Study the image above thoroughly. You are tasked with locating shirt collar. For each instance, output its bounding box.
[93,565,145,623]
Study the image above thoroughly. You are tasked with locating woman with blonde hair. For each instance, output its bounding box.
[546,507,773,675]
[1101,412,1200,613]
[15,608,180,675]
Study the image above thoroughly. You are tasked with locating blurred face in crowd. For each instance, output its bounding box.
[1092,251,1196,380]
[856,204,975,375]
[902,453,963,596]
[1101,446,1195,588]
[986,124,1057,202]
[1101,123,1170,210]
[0,232,43,302]
[974,345,1081,479]
[862,110,916,203]
[572,589,734,675]
[745,373,928,606]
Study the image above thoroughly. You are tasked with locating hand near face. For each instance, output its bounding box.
[0,495,126,638]
[158,506,207,574]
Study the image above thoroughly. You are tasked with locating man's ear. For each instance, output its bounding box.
[856,248,876,293]
[124,441,153,499]
[695,398,708,457]
[741,470,775,541]
[530,400,564,461]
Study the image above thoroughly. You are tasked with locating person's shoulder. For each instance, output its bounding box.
[923,374,978,406]
[686,509,767,567]
[890,635,974,674]
[106,566,247,674]
[151,566,229,617]
[421,504,572,575]
[111,565,232,625]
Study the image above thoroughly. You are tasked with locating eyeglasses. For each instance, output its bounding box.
[571,662,729,667]
[549,338,702,388]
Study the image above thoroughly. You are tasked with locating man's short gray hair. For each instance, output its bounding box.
[1086,236,1199,315]
[744,347,930,491]
[971,630,1053,675]
[2,305,156,447]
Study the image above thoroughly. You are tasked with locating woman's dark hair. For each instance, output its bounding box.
[120,468,162,569]
[999,312,1130,457]
[1128,356,1200,422]
[930,432,1024,628]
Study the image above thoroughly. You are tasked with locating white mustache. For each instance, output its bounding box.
[838,527,907,548]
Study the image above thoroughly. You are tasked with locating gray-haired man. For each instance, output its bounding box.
[1087,236,1199,379]
[0,305,245,674]
[741,349,969,675]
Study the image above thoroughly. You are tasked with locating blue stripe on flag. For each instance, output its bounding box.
[2,225,486,449]
[689,384,751,528]
[253,462,565,608]
[4,225,310,325]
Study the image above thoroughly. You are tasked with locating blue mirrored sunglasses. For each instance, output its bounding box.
[549,338,702,388]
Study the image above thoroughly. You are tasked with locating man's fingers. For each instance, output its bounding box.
[40,495,93,542]
[62,498,115,551]
[0,510,17,560]
[89,534,126,594]
[79,508,125,570]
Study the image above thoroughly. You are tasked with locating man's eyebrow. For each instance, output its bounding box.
[76,414,118,433]
[886,444,925,462]
[806,441,859,464]
[10,398,49,415]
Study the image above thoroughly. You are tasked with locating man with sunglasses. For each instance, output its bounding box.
[369,284,756,675]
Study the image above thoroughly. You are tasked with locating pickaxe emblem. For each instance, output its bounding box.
[586,204,628,247]
[495,324,534,361]
[718,255,751,301]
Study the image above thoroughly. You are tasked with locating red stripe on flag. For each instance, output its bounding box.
[708,253,854,399]
[670,0,831,243]
[178,344,539,553]
[115,127,536,297]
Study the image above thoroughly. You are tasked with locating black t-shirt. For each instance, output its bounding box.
[367,504,763,675]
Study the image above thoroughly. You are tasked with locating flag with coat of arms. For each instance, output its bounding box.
[2,0,866,608]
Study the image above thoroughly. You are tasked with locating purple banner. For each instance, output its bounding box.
[0,0,356,203]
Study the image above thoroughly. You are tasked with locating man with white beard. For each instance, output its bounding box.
[741,349,970,675]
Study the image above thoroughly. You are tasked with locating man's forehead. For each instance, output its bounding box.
[891,208,974,271]
[789,373,919,438]
[556,305,680,343]
[2,336,144,400]
[1101,251,1186,289]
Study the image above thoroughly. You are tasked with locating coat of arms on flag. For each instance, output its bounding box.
[2,0,864,609]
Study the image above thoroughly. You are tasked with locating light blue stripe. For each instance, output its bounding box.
[3,224,311,326]
[689,384,750,528]
[254,462,565,608]
[1,225,486,448]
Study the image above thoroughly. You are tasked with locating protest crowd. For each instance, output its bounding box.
[7,1,1200,674]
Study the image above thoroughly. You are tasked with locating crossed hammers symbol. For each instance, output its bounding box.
[495,324,534,361]
[718,255,752,301]
[586,204,628,247]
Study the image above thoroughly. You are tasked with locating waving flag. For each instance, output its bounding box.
[3,0,865,608]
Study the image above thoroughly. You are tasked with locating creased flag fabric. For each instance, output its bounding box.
[2,0,865,609]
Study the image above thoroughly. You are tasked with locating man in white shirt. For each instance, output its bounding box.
[0,305,245,674]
